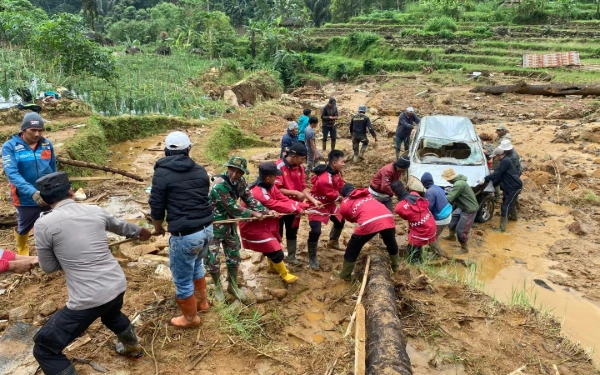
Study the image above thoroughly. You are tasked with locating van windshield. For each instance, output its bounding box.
[415,137,485,165]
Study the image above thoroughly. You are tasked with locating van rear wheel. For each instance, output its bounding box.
[475,195,495,223]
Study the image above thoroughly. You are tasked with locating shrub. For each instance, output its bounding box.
[346,31,381,53]
[400,28,424,37]
[424,16,457,33]
[437,29,456,39]
[472,25,493,36]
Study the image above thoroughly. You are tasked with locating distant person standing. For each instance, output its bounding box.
[2,112,56,256]
[349,105,377,162]
[297,108,312,145]
[280,121,299,158]
[321,97,339,151]
[305,116,322,173]
[395,107,420,159]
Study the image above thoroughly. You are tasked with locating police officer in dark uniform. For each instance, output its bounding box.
[349,105,377,162]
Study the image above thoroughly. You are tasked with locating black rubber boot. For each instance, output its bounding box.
[115,325,143,359]
[307,241,320,270]
[331,139,336,151]
[226,267,247,302]
[328,226,343,250]
[334,260,355,281]
[210,272,225,303]
[509,205,518,221]
[390,253,400,272]
[322,140,327,151]
[57,365,77,375]
[360,143,368,157]
[286,239,301,265]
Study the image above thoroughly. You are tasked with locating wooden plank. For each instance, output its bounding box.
[355,303,366,375]
[344,255,370,337]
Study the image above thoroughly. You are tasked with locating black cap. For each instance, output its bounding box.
[340,183,355,197]
[258,161,283,177]
[21,112,44,131]
[36,172,70,192]
[394,156,410,169]
[288,142,307,157]
[329,97,336,104]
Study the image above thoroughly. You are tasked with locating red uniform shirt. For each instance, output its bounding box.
[275,158,307,201]
[394,192,436,246]
[370,163,404,197]
[239,184,307,253]
[339,188,395,236]
[308,165,345,224]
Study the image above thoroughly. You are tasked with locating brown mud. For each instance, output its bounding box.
[1,73,600,374]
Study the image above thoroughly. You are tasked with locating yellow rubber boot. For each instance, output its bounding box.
[266,258,277,274]
[272,261,298,284]
[14,230,30,256]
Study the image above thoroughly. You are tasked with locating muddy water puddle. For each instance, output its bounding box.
[108,134,167,176]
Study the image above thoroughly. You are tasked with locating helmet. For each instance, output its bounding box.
[358,105,367,113]
[223,156,250,175]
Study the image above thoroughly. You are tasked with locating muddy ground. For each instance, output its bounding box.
[2,73,600,374]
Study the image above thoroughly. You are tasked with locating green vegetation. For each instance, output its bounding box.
[214,301,267,342]
[205,121,269,163]
[61,118,109,177]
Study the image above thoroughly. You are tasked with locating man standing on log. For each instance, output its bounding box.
[239,162,308,283]
[395,107,420,159]
[2,112,56,255]
[307,150,346,270]
[305,116,322,173]
[33,172,151,375]
[350,105,377,162]
[321,97,339,152]
[334,184,398,280]
[479,147,522,233]
[207,156,266,303]
[275,143,323,265]
[149,131,214,328]
[369,157,410,212]
[441,168,478,254]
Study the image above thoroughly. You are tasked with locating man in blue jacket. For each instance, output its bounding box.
[395,107,420,159]
[421,172,451,257]
[280,122,299,158]
[2,112,56,255]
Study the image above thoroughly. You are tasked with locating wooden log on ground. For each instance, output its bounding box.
[57,157,144,181]
[470,80,600,97]
[364,253,412,375]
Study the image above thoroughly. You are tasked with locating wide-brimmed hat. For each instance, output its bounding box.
[499,139,513,151]
[223,156,250,175]
[441,168,458,181]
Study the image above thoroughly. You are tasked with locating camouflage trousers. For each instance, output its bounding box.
[205,223,241,274]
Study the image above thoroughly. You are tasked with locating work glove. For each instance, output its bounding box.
[478,179,486,186]
[32,191,47,206]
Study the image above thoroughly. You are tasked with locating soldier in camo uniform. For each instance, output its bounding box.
[207,156,267,303]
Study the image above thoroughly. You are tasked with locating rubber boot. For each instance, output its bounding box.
[353,154,358,162]
[115,324,144,359]
[14,230,29,256]
[322,140,327,151]
[273,261,298,284]
[390,253,400,272]
[395,150,400,160]
[407,246,422,264]
[286,239,301,265]
[328,226,343,250]
[307,241,320,270]
[442,230,456,241]
[494,217,508,232]
[170,295,201,328]
[57,364,77,375]
[334,260,355,281]
[266,258,278,273]
[509,205,518,221]
[226,267,247,302]
[360,143,368,158]
[331,139,336,151]
[210,273,225,303]
[430,240,448,258]
[193,277,209,312]
[456,242,469,254]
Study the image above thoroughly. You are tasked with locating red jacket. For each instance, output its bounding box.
[275,158,307,202]
[0,249,15,273]
[370,163,405,197]
[340,188,395,236]
[394,192,436,246]
[239,184,307,253]
[308,165,345,224]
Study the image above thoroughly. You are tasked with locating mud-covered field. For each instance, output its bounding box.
[2,73,600,374]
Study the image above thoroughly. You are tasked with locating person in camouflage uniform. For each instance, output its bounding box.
[207,156,267,302]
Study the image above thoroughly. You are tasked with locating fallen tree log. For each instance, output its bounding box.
[364,253,412,375]
[57,157,144,182]
[470,80,600,97]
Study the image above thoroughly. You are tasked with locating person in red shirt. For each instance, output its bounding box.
[306,150,346,270]
[275,143,322,265]
[334,184,399,281]
[391,181,436,264]
[0,248,38,273]
[369,157,410,212]
[239,162,308,283]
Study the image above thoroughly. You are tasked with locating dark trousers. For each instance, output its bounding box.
[322,125,337,142]
[308,216,345,243]
[16,205,50,234]
[501,189,521,218]
[395,135,410,152]
[264,249,285,264]
[448,208,476,243]
[278,215,299,240]
[345,228,398,262]
[33,292,130,375]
